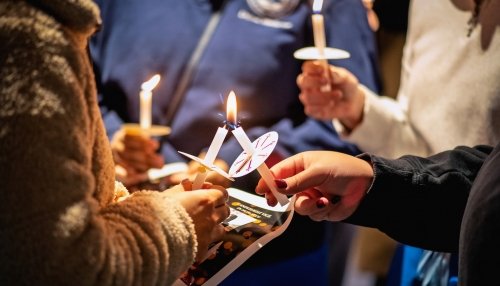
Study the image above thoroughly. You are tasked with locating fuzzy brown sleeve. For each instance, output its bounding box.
[0,2,196,285]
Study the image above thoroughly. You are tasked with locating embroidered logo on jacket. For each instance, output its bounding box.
[246,0,300,18]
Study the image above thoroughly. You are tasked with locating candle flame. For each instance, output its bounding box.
[226,91,237,128]
[141,74,161,91]
[312,0,324,13]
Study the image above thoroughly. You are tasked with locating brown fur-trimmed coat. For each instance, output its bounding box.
[0,0,196,285]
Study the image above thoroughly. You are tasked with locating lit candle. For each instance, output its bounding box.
[191,92,234,189]
[140,74,161,130]
[312,0,326,58]
[192,126,228,189]
[311,0,331,92]
[227,92,289,206]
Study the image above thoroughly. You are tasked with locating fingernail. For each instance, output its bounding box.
[274,179,287,189]
[266,197,277,207]
[316,199,327,209]
[332,195,341,204]
[181,179,192,191]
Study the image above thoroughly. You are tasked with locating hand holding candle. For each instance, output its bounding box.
[124,74,170,137]
[177,90,289,206]
[113,74,169,187]
[178,92,235,189]
[293,0,350,89]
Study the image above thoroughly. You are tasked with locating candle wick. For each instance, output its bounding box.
[223,120,239,131]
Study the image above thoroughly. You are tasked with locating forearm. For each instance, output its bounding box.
[2,188,195,285]
[345,145,492,252]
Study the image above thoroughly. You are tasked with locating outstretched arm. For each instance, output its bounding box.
[256,145,492,252]
[348,145,491,252]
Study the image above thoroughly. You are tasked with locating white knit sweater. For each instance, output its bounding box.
[335,0,500,158]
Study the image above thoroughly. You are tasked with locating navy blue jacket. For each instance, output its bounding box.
[91,0,379,167]
[90,0,380,269]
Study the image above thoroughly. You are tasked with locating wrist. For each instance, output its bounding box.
[340,85,366,132]
[355,153,375,195]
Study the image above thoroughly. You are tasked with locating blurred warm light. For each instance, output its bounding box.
[312,0,324,13]
[226,91,237,126]
[141,74,161,91]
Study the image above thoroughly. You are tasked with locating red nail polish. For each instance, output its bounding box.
[267,197,277,207]
[275,179,287,189]
[316,200,327,209]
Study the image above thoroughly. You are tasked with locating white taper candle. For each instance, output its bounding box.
[232,127,289,206]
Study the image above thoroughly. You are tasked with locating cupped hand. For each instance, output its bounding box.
[167,181,230,262]
[297,61,365,130]
[111,128,164,173]
[255,151,373,221]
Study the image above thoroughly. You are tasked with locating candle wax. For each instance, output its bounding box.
[312,13,331,92]
[312,13,326,56]
[140,90,152,130]
[192,127,228,189]
[192,167,208,190]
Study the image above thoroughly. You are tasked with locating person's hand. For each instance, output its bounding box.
[111,128,164,184]
[297,61,366,131]
[255,151,373,221]
[166,181,230,262]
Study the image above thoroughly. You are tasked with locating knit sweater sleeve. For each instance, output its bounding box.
[333,87,432,158]
[0,2,196,285]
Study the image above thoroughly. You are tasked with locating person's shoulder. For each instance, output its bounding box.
[0,1,70,54]
[0,2,81,119]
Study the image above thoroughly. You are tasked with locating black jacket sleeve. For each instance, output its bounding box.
[345,145,493,252]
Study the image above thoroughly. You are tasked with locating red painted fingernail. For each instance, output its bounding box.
[316,200,327,209]
[274,179,287,189]
[267,197,277,207]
